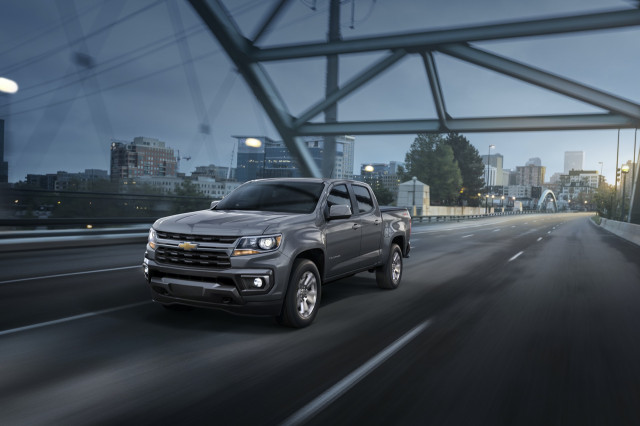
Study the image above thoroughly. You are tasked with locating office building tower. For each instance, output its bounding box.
[564,151,584,173]
[516,164,546,187]
[234,135,355,182]
[110,137,178,183]
[481,152,504,185]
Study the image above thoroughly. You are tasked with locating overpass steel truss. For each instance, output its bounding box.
[188,0,640,178]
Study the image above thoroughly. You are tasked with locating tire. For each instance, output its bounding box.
[376,243,402,289]
[277,259,321,328]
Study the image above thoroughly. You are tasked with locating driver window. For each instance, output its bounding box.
[327,184,352,213]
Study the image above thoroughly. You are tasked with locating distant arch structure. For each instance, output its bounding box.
[188,0,640,177]
[538,190,558,212]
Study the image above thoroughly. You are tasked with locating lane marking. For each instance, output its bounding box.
[492,229,501,232]
[0,301,150,336]
[547,231,551,234]
[281,320,432,426]
[511,226,516,228]
[0,265,140,285]
[537,237,543,242]
[462,234,474,238]
[508,251,524,262]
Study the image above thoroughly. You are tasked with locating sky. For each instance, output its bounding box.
[0,0,639,185]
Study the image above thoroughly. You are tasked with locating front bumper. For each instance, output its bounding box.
[143,251,291,316]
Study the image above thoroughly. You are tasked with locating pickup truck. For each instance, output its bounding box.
[143,178,411,327]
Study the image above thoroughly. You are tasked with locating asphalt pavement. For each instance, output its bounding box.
[1,213,639,425]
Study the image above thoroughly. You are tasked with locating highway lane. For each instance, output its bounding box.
[1,213,639,425]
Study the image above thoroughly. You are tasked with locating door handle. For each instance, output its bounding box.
[352,223,361,230]
[374,219,381,225]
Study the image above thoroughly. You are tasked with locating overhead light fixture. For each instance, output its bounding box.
[0,77,19,94]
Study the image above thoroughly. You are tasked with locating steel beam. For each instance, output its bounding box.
[439,43,640,121]
[293,49,407,128]
[421,52,448,130]
[253,9,640,61]
[252,0,291,44]
[297,114,639,135]
[188,0,321,177]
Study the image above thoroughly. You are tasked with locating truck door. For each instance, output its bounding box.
[351,184,382,269]
[324,183,361,279]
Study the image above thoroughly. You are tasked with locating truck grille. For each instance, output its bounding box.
[156,231,238,245]
[155,246,231,268]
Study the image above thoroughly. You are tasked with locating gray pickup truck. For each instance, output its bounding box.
[143,178,411,327]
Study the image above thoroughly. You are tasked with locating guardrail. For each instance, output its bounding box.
[0,218,154,252]
[411,210,539,223]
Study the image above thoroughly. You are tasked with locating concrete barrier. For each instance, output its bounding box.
[0,228,149,253]
[598,218,640,246]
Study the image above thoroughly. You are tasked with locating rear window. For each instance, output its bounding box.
[215,181,324,214]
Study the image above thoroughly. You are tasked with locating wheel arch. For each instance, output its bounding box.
[294,248,325,283]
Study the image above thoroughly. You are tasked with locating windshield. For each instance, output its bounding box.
[215,181,324,214]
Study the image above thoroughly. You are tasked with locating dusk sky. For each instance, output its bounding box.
[1,0,638,184]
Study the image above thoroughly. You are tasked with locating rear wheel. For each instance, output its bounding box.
[277,259,321,328]
[376,243,402,289]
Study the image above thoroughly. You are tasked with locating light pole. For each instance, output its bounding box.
[501,195,505,211]
[485,144,495,214]
[620,164,630,220]
[412,176,417,216]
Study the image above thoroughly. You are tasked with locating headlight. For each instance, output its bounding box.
[148,228,157,249]
[233,234,282,256]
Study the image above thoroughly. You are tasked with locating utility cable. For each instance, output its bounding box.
[0,0,166,76]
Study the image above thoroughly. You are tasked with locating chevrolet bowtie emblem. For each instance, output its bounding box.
[178,242,198,251]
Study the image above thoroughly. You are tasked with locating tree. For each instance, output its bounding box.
[444,132,485,206]
[592,181,615,218]
[399,133,462,205]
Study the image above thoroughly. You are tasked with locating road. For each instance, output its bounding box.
[1,212,640,425]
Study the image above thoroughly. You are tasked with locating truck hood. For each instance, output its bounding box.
[153,209,300,236]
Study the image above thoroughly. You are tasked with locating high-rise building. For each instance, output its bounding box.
[516,164,546,187]
[564,151,584,173]
[0,119,8,183]
[481,152,504,185]
[110,137,178,183]
[234,135,355,182]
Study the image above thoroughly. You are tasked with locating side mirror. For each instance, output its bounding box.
[328,204,352,220]
[210,201,219,209]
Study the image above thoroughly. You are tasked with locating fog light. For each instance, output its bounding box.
[253,278,264,288]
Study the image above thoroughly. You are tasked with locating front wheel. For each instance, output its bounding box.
[376,243,402,289]
[277,259,321,328]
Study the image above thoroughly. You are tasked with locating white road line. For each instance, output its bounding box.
[0,301,150,337]
[281,320,432,426]
[537,237,543,242]
[0,265,140,285]
[492,229,501,232]
[462,234,474,238]
[508,251,524,262]
[511,226,516,228]
[547,231,551,234]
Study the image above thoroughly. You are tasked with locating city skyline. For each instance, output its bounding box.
[1,0,638,185]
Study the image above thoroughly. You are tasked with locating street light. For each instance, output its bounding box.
[0,77,19,94]
[485,144,495,214]
[620,164,630,220]
[412,176,417,217]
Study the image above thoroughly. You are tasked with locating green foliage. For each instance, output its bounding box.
[444,132,485,206]
[399,133,462,205]
[592,181,615,218]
